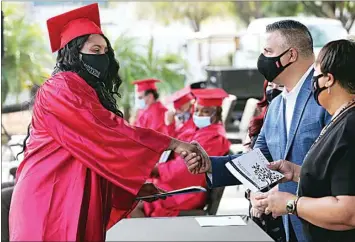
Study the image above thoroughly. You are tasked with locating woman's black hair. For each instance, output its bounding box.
[316,39,355,94]
[18,34,123,159]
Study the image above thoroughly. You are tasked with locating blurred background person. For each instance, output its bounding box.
[257,38,355,242]
[245,80,283,149]
[133,79,169,133]
[164,86,196,140]
[130,88,231,218]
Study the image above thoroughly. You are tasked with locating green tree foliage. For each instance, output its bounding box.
[1,3,54,104]
[113,34,186,120]
[301,1,355,32]
[231,1,354,32]
[136,2,231,32]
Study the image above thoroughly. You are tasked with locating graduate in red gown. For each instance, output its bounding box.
[130,88,231,218]
[8,4,207,241]
[164,86,196,141]
[133,79,168,133]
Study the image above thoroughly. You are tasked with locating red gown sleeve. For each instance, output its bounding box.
[36,78,172,199]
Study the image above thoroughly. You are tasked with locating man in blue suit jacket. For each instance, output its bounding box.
[184,20,331,242]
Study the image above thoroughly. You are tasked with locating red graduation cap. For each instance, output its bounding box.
[192,88,229,107]
[132,79,161,92]
[47,3,103,53]
[167,87,195,109]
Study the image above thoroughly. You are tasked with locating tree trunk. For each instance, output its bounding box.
[123,105,131,122]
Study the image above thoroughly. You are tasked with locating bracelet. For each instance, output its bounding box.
[294,196,300,216]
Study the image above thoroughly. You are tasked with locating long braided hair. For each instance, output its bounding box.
[17,34,123,158]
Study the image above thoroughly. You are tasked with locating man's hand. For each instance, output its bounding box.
[137,182,167,203]
[255,191,297,218]
[267,160,296,183]
[181,141,211,174]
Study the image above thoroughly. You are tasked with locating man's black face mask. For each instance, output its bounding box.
[80,53,109,80]
[257,49,292,82]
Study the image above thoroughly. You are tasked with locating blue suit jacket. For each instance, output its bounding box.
[209,70,331,242]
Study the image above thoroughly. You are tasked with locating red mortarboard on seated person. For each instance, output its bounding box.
[192,88,229,107]
[47,3,103,53]
[132,79,161,92]
[167,86,195,109]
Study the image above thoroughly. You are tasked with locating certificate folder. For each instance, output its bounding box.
[136,186,207,200]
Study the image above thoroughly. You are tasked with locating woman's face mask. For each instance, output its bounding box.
[176,111,191,123]
[80,53,109,80]
[176,104,193,123]
[193,115,212,129]
[312,74,328,106]
[136,98,146,109]
[193,106,216,129]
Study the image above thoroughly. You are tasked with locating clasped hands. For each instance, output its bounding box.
[168,138,212,174]
[137,139,211,202]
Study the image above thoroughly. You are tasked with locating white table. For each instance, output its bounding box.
[106,215,273,241]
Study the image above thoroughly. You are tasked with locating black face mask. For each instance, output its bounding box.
[312,74,327,106]
[80,53,109,80]
[266,89,282,103]
[257,49,292,82]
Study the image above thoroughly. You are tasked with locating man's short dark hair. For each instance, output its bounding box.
[316,39,355,94]
[266,20,314,58]
[144,89,159,100]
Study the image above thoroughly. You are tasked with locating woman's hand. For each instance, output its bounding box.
[255,191,297,218]
[250,191,264,218]
[267,160,299,183]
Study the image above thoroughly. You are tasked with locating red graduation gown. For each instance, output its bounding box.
[9,72,172,241]
[133,101,168,134]
[166,118,196,141]
[143,123,231,217]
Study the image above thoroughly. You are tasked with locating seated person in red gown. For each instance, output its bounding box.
[164,86,196,141]
[133,79,168,133]
[130,88,231,217]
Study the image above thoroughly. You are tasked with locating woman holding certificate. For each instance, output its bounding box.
[255,39,355,242]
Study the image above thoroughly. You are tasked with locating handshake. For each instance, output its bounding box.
[168,138,211,174]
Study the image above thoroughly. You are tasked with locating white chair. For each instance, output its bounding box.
[238,98,259,133]
[227,98,259,152]
[221,94,237,126]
